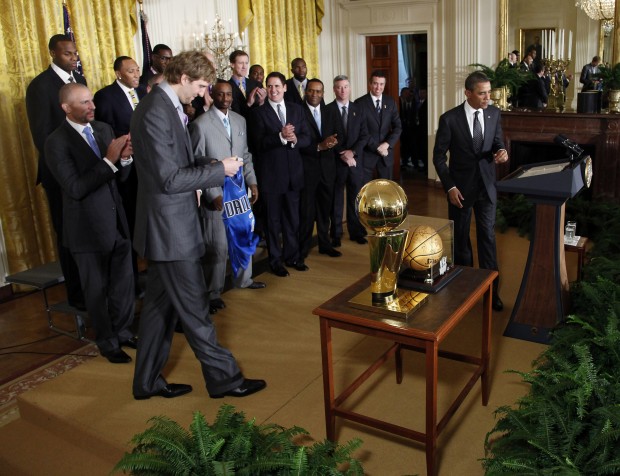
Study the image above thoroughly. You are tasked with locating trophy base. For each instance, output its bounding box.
[348,287,428,320]
[398,266,463,293]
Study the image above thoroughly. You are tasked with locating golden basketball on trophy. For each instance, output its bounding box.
[403,225,444,271]
[356,179,408,235]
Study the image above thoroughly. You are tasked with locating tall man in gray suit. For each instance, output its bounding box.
[433,71,508,311]
[357,70,402,183]
[130,51,266,400]
[189,80,266,314]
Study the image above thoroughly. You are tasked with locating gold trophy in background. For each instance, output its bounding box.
[349,179,428,319]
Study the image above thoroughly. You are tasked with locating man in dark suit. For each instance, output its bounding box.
[130,50,266,400]
[299,78,342,259]
[580,56,602,91]
[250,71,311,276]
[326,75,369,246]
[357,70,402,183]
[139,43,172,86]
[44,83,136,364]
[433,71,508,311]
[518,62,548,110]
[283,57,308,105]
[26,34,87,309]
[94,56,147,297]
[228,50,266,121]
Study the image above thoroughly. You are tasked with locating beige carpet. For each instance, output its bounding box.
[0,228,577,476]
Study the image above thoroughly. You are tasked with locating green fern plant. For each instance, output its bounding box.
[112,404,364,475]
[469,59,531,90]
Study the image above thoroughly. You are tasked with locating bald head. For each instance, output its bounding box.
[59,83,95,125]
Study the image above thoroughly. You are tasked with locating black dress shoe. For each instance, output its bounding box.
[134,383,193,400]
[208,305,219,315]
[102,349,132,364]
[210,298,226,310]
[492,294,504,312]
[332,237,341,248]
[68,300,87,311]
[246,281,266,289]
[285,261,309,271]
[120,336,138,349]
[319,248,342,257]
[210,379,267,398]
[271,264,290,277]
[351,237,368,244]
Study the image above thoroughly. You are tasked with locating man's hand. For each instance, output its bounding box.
[493,149,508,164]
[318,134,338,151]
[221,156,243,176]
[248,87,267,107]
[105,135,130,164]
[448,187,465,208]
[340,150,356,167]
[281,124,297,143]
[377,142,389,157]
[213,195,223,211]
[249,184,259,205]
[120,134,133,158]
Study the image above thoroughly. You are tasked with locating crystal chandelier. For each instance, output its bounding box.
[202,15,246,79]
[576,0,616,33]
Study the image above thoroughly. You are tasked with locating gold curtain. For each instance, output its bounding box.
[238,0,323,79]
[0,0,136,275]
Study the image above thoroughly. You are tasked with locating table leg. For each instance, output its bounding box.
[425,340,438,476]
[395,343,403,384]
[320,317,336,441]
[481,283,492,406]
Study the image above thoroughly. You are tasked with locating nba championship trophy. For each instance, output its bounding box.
[348,179,428,319]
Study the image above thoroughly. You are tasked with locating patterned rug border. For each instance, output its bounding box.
[0,344,98,427]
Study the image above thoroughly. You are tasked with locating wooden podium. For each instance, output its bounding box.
[497,156,592,343]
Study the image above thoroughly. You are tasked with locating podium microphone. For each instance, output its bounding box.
[554,134,584,161]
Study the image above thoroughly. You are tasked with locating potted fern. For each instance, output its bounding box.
[470,59,530,111]
[595,62,620,113]
[112,404,364,475]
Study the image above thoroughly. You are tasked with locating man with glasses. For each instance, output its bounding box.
[140,44,173,86]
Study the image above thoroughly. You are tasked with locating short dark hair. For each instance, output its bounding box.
[113,56,133,72]
[249,64,263,73]
[465,71,490,91]
[152,44,172,55]
[593,55,601,62]
[532,62,544,74]
[265,71,286,85]
[229,50,249,63]
[291,57,305,67]
[48,34,73,51]
[512,49,519,56]
[306,78,323,89]
[164,50,215,85]
[369,70,386,81]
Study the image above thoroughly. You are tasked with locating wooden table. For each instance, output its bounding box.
[564,236,589,281]
[313,266,498,476]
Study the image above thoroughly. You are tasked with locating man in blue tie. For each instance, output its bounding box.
[44,83,137,364]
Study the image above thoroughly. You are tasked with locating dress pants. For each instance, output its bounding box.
[44,185,84,304]
[71,229,134,354]
[331,162,365,240]
[448,185,499,272]
[201,207,254,300]
[300,167,335,257]
[363,154,392,184]
[262,190,301,267]
[132,259,244,397]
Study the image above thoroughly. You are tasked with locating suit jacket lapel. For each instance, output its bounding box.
[112,82,135,117]
[457,104,476,154]
[305,105,321,139]
[157,88,193,162]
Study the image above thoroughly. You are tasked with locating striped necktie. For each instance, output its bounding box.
[239,80,246,98]
[473,111,483,154]
[128,89,139,109]
[67,76,75,83]
[375,99,381,114]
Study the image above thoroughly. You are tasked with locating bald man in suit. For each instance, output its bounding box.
[433,71,508,311]
[26,34,87,309]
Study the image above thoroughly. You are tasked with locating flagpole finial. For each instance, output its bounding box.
[62,0,67,5]
[138,0,143,12]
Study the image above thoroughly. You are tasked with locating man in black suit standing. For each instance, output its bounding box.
[44,83,136,363]
[26,34,87,309]
[433,71,508,311]
[139,43,172,87]
[130,51,266,400]
[228,50,266,121]
[299,78,342,259]
[327,75,369,246]
[250,72,311,276]
[357,70,402,183]
[283,57,308,105]
[94,56,146,297]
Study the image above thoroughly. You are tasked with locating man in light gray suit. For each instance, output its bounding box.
[130,51,266,400]
[189,80,266,314]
